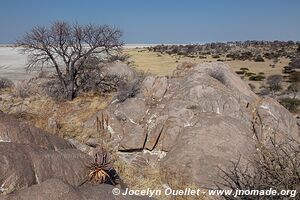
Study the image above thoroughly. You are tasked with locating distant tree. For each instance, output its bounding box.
[16,21,123,100]
[266,75,283,95]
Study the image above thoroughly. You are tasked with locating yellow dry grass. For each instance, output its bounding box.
[125,48,292,92]
[113,157,209,200]
[1,91,112,140]
[125,48,290,77]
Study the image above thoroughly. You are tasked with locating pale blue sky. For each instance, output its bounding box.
[0,0,300,44]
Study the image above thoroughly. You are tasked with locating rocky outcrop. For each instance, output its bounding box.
[0,113,92,195]
[0,114,151,200]
[86,62,299,188]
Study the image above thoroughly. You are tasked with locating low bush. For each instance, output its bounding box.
[289,58,300,69]
[282,66,296,74]
[245,72,256,77]
[249,75,266,81]
[287,82,300,98]
[254,55,265,62]
[14,80,31,98]
[216,138,300,200]
[266,75,283,92]
[42,79,67,101]
[0,77,14,89]
[212,54,220,58]
[279,98,300,112]
[235,71,245,75]
[115,80,140,103]
[115,75,144,103]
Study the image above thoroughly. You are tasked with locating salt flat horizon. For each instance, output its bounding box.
[0,44,179,81]
[0,43,188,48]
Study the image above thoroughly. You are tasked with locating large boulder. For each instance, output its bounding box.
[0,113,95,196]
[101,61,136,82]
[0,142,91,194]
[0,113,73,150]
[160,113,256,188]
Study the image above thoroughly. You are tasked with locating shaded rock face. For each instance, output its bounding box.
[91,62,299,188]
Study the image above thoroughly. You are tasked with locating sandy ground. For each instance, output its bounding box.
[125,48,290,76]
[0,47,37,81]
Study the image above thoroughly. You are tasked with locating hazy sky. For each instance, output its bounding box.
[1,0,300,44]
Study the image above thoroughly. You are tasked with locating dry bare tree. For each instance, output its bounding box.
[266,75,283,96]
[16,21,123,100]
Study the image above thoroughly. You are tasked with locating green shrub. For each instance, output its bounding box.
[245,72,256,77]
[235,71,245,75]
[240,67,249,71]
[279,98,300,112]
[249,75,266,81]
[254,55,265,62]
[287,83,300,98]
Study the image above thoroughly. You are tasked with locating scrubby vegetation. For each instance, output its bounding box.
[249,75,266,81]
[148,41,300,62]
[279,98,300,112]
[0,77,14,89]
[217,138,300,200]
[115,78,141,103]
